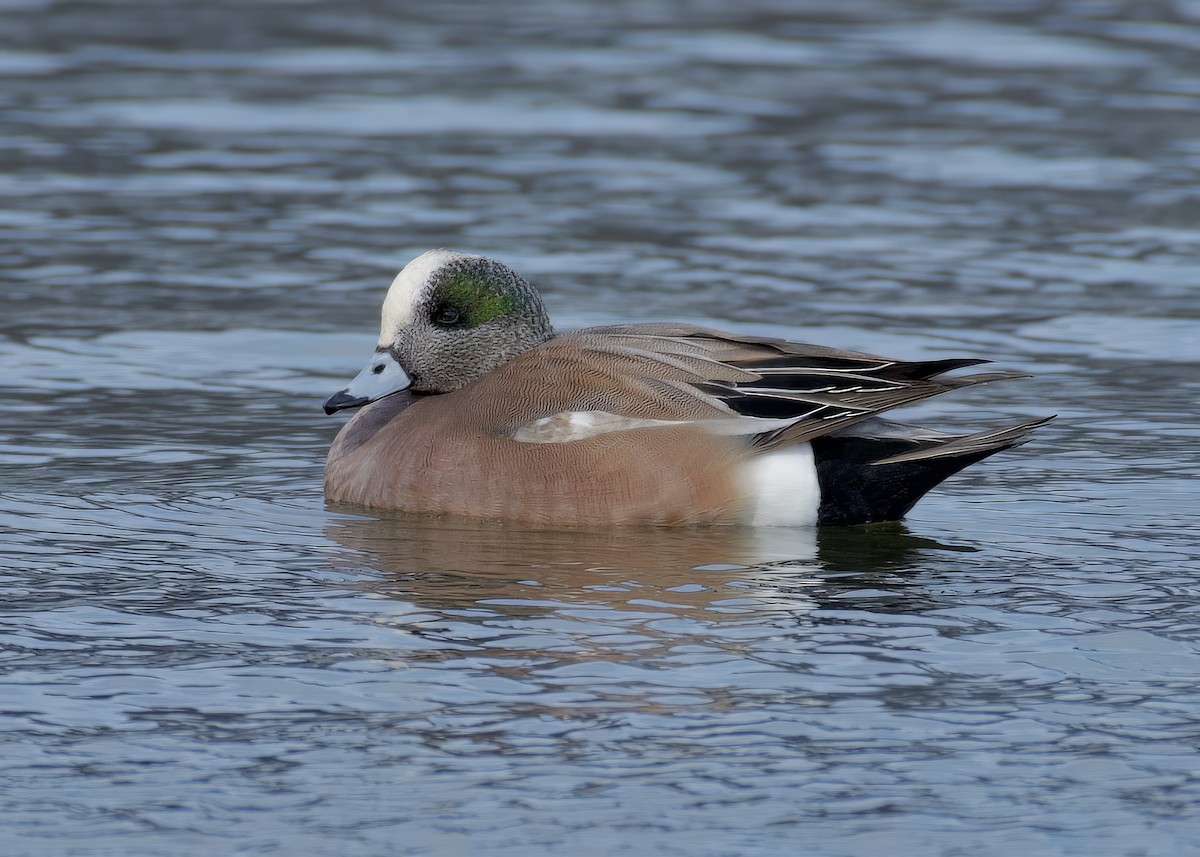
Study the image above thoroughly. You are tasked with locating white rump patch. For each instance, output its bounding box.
[743,443,820,528]
[378,249,475,344]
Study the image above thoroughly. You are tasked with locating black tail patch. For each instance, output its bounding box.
[810,418,1052,526]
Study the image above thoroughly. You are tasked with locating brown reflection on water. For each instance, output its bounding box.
[323,511,965,618]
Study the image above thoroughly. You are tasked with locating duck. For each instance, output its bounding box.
[323,250,1052,527]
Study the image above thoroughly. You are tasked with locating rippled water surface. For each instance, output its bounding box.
[3,1,1200,855]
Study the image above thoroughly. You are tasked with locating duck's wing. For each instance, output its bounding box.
[572,324,1029,450]
[482,323,1030,448]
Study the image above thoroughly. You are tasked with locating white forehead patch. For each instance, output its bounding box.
[378,249,478,345]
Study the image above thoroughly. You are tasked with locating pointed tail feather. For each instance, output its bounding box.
[811,416,1055,525]
[871,416,1056,465]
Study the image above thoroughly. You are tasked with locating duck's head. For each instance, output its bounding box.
[324,250,553,414]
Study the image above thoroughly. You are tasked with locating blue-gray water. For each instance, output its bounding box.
[2,1,1199,855]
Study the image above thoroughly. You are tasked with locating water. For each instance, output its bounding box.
[2,1,1199,854]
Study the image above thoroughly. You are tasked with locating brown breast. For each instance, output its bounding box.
[324,393,748,526]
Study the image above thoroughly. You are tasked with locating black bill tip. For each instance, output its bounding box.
[323,389,370,415]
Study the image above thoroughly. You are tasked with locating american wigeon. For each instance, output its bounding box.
[324,250,1052,527]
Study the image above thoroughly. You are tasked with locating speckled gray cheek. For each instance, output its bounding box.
[387,327,427,383]
[389,320,464,394]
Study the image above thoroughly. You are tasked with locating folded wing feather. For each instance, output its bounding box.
[499,324,1025,449]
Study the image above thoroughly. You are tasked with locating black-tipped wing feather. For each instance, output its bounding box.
[542,324,1046,454]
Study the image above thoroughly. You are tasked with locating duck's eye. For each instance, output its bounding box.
[434,305,462,326]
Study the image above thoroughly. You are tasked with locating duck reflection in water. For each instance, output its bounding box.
[323,512,973,621]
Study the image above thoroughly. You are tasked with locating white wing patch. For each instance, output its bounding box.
[511,411,681,443]
[510,410,805,444]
